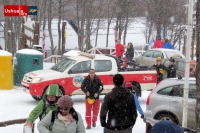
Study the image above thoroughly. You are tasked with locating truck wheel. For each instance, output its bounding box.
[31,95,42,101]
[156,113,178,125]
[131,82,141,98]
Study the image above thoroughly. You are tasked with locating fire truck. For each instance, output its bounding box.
[21,52,157,100]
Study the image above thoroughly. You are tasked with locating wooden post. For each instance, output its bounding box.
[61,22,67,55]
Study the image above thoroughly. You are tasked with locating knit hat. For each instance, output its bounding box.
[156,57,162,61]
[113,74,124,87]
[125,82,132,88]
[151,120,184,133]
[58,95,74,108]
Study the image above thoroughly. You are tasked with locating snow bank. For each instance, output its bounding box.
[0,50,12,56]
[17,49,43,55]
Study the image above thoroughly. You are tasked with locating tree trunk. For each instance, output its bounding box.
[123,16,128,46]
[61,22,67,55]
[195,1,200,132]
[106,19,111,47]
[58,0,62,55]
[95,19,100,47]
[48,0,55,55]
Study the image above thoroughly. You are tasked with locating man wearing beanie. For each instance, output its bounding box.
[81,69,104,129]
[100,74,138,133]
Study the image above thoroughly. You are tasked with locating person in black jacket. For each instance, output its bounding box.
[167,58,176,78]
[126,42,134,61]
[100,74,138,133]
[81,69,103,129]
[152,57,167,84]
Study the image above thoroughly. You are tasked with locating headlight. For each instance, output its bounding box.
[31,77,44,83]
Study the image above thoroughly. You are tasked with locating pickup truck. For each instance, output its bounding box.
[21,52,157,100]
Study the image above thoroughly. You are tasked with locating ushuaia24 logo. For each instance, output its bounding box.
[4,5,37,16]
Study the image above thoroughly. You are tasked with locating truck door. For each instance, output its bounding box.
[94,60,116,94]
[68,60,91,95]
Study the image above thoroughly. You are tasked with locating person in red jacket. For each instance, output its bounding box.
[115,40,124,59]
[153,38,164,48]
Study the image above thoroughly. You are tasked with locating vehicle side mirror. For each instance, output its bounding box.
[68,70,72,74]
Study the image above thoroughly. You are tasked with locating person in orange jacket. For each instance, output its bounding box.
[153,38,164,48]
[190,60,196,77]
[115,40,125,59]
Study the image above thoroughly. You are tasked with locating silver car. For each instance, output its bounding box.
[144,78,196,129]
[133,48,185,67]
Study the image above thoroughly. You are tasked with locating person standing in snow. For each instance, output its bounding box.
[115,40,125,60]
[163,39,173,49]
[125,82,144,119]
[24,84,63,128]
[37,95,85,133]
[153,38,164,48]
[81,69,104,129]
[125,42,134,61]
[167,58,176,78]
[100,74,138,133]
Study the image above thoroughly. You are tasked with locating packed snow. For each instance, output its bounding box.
[0,87,149,133]
[16,49,43,55]
[0,50,12,56]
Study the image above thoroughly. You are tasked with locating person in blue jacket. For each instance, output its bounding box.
[125,82,144,118]
[163,39,173,49]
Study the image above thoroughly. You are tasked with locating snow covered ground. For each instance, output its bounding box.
[0,87,150,133]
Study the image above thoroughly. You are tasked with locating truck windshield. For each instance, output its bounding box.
[51,58,76,72]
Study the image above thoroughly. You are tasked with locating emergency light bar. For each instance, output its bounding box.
[78,52,95,59]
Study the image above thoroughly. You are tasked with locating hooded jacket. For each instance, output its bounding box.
[153,40,164,48]
[167,64,176,78]
[100,87,138,130]
[163,42,173,49]
[115,43,125,57]
[81,75,103,99]
[126,45,134,60]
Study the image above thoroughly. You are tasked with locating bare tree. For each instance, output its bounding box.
[196,0,200,132]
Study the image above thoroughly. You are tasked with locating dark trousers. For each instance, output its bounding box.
[104,127,132,133]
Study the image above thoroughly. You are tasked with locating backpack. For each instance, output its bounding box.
[39,98,47,120]
[49,108,79,131]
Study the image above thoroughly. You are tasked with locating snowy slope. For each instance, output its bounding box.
[0,87,149,133]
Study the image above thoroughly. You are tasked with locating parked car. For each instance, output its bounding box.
[133,48,185,67]
[163,58,185,79]
[144,78,196,129]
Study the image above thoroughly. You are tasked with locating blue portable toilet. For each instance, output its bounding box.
[14,49,43,86]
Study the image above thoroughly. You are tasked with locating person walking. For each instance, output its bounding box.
[115,40,125,60]
[125,82,144,118]
[167,58,176,78]
[37,95,85,133]
[81,69,104,129]
[24,84,63,129]
[153,38,163,48]
[126,42,134,61]
[163,39,173,49]
[152,57,167,84]
[100,74,138,133]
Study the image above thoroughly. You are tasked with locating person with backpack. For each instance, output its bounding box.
[37,95,85,133]
[125,82,144,119]
[100,74,137,133]
[24,84,63,128]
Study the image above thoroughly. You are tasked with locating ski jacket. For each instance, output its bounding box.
[132,93,144,116]
[26,100,58,123]
[37,110,85,133]
[153,40,164,48]
[167,64,176,78]
[116,44,125,57]
[100,86,138,130]
[163,42,173,49]
[81,75,103,99]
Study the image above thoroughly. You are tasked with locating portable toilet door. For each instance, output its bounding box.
[0,50,13,90]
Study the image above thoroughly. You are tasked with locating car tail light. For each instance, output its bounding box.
[146,82,161,105]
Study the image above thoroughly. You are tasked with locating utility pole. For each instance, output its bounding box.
[182,0,193,127]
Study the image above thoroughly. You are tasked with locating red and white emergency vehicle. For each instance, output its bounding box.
[21,52,157,100]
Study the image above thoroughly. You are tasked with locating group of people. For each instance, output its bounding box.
[24,69,143,133]
[153,38,173,49]
[152,56,196,84]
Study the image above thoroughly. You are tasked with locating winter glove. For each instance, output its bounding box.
[141,115,144,119]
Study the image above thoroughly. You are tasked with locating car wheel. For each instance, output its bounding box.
[156,113,178,124]
[31,95,42,101]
